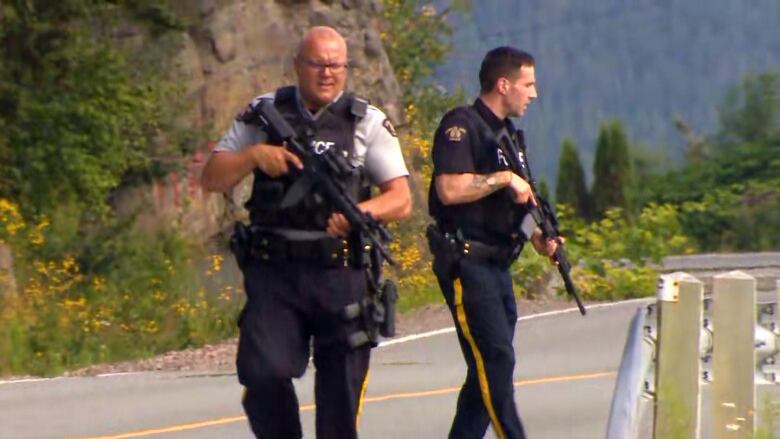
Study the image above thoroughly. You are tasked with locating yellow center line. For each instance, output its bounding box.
[81,371,615,438]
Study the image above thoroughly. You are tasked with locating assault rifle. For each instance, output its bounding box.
[248,99,396,268]
[521,195,587,315]
[495,128,587,316]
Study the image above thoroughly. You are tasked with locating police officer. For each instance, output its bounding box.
[427,47,558,439]
[201,26,411,438]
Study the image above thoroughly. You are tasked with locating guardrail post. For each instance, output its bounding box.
[712,271,757,438]
[654,272,703,439]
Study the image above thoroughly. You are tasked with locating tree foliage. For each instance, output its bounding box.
[717,72,779,146]
[556,137,590,218]
[381,0,469,93]
[0,1,185,214]
[0,2,222,377]
[638,72,780,251]
[591,120,632,218]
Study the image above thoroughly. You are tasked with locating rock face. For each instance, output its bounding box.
[115,0,403,240]
[177,0,401,129]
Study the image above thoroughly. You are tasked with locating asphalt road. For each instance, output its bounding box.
[0,300,646,439]
[4,295,779,438]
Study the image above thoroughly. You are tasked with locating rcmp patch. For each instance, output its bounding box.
[382,118,398,137]
[445,125,467,142]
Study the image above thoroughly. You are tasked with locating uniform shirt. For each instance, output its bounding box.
[215,88,409,186]
[429,98,526,244]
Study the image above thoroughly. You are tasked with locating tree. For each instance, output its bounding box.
[555,138,589,218]
[591,120,632,218]
[635,72,779,252]
[717,72,778,147]
[0,1,184,214]
[536,179,550,201]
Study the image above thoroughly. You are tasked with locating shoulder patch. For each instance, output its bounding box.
[382,118,398,137]
[445,125,467,142]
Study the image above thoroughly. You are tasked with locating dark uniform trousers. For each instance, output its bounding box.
[237,259,371,439]
[433,255,527,439]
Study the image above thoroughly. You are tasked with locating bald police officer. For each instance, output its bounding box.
[427,47,558,439]
[201,26,411,438]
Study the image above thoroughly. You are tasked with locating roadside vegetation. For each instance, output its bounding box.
[0,0,776,376]
[0,1,234,376]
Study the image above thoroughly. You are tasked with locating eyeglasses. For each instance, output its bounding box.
[300,58,349,74]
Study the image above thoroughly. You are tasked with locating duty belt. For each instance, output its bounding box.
[250,230,364,268]
[426,224,524,267]
[459,238,514,262]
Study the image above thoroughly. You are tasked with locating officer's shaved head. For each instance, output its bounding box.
[296,26,347,59]
[294,26,350,111]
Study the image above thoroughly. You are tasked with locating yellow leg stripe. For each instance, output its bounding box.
[355,370,370,431]
[453,279,507,439]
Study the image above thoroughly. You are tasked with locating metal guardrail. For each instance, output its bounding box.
[607,273,780,439]
[605,305,653,439]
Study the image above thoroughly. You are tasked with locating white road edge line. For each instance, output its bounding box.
[377,297,652,348]
[0,298,651,386]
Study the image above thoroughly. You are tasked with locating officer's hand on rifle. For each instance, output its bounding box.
[507,173,537,206]
[248,143,304,177]
[326,212,351,238]
[531,229,560,262]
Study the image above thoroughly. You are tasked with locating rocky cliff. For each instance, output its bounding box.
[114,0,404,239]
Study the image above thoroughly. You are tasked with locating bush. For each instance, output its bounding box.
[517,203,696,302]
[0,199,242,376]
[679,178,780,251]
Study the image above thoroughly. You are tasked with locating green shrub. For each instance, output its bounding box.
[0,200,242,376]
[518,203,695,302]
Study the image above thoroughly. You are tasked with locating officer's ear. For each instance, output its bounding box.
[496,77,510,95]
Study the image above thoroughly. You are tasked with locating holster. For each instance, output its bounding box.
[230,222,252,271]
[340,278,398,349]
[378,280,397,338]
[426,223,462,280]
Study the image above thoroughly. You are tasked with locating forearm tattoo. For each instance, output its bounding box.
[470,174,489,189]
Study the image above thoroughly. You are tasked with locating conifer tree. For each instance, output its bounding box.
[591,120,632,218]
[555,138,590,218]
[536,179,550,201]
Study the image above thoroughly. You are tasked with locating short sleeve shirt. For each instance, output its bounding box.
[428,98,524,243]
[431,98,512,176]
[214,89,409,186]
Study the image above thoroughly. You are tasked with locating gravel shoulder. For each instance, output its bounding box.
[59,296,582,378]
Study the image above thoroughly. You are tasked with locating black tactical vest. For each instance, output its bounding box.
[428,105,529,244]
[243,86,370,229]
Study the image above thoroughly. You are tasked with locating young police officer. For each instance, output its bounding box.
[427,47,558,439]
[201,27,411,438]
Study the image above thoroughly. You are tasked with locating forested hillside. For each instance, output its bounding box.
[432,0,780,185]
